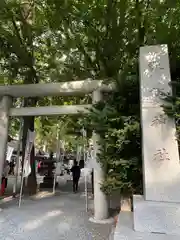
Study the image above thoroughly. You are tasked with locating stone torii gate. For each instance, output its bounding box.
[0,79,114,222]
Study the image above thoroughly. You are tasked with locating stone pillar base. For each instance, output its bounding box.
[133,195,180,236]
[89,216,114,224]
[114,211,179,240]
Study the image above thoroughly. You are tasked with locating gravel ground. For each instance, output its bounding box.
[0,176,114,240]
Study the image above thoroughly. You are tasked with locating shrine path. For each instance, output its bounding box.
[0,176,113,240]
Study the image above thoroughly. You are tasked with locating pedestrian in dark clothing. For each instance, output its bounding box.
[91,169,94,195]
[2,161,10,190]
[71,161,81,193]
[9,161,15,175]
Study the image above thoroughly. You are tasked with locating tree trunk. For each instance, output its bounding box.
[22,115,37,195]
[27,144,37,195]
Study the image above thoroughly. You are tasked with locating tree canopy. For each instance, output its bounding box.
[0,0,180,195]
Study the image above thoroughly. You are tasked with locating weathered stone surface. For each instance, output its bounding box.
[140,44,171,108]
[133,195,180,235]
[140,45,180,202]
[141,106,180,202]
[114,212,179,240]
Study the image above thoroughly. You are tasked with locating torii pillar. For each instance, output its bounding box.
[0,96,12,179]
[89,90,111,223]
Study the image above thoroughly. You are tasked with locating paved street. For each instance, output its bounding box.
[0,176,113,240]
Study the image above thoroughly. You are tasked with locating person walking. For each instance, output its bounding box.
[71,161,81,193]
[2,161,10,191]
[9,160,15,175]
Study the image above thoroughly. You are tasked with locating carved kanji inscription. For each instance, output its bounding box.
[151,114,167,127]
[153,148,170,161]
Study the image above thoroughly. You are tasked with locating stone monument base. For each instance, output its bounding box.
[133,195,180,235]
[114,211,179,240]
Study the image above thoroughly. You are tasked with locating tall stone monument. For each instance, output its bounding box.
[114,45,180,239]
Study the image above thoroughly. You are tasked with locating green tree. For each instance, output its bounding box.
[1,0,180,196]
